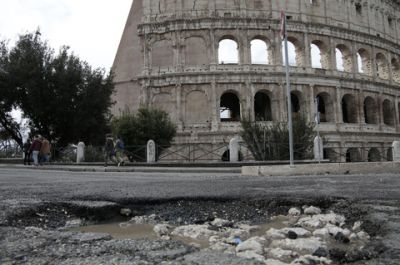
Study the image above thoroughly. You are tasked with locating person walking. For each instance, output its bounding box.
[115,136,125,167]
[29,135,42,166]
[23,139,32,165]
[40,137,51,164]
[104,134,116,167]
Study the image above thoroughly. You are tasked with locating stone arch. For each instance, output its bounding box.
[291,91,304,119]
[254,90,272,121]
[311,40,329,69]
[376,53,389,80]
[185,36,208,66]
[221,149,243,162]
[218,37,239,64]
[341,94,357,123]
[152,92,176,122]
[346,148,361,162]
[316,92,334,122]
[382,99,395,126]
[185,90,210,124]
[368,147,381,162]
[336,44,352,72]
[364,96,378,124]
[391,57,400,83]
[220,91,241,122]
[282,36,303,67]
[387,148,393,161]
[250,38,269,65]
[357,48,372,75]
[151,39,173,68]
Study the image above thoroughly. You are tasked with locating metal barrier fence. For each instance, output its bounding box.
[157,143,229,162]
[1,140,396,164]
[0,140,22,158]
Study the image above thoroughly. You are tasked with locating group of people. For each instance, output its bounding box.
[23,135,52,166]
[104,134,125,167]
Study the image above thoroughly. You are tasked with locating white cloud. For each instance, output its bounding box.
[0,0,132,70]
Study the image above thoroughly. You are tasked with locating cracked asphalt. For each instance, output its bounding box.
[0,165,399,264]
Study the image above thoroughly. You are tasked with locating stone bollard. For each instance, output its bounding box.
[147,140,156,163]
[393,141,400,162]
[229,137,240,162]
[76,142,85,163]
[313,136,323,161]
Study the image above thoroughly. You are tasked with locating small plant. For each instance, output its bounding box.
[240,116,316,161]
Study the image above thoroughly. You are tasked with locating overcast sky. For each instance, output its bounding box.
[0,0,132,70]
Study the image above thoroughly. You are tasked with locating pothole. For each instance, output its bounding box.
[1,198,388,264]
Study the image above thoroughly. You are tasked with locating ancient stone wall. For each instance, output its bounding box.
[113,0,400,162]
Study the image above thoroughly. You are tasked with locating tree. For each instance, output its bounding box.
[0,31,114,147]
[240,116,316,161]
[111,107,176,161]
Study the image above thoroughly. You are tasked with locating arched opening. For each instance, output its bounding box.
[323,148,337,162]
[254,91,272,121]
[291,92,301,118]
[311,43,322,69]
[342,94,357,123]
[357,48,372,75]
[218,38,239,64]
[221,149,243,161]
[336,45,352,72]
[251,39,269,65]
[363,96,378,124]
[316,93,334,122]
[282,39,298,66]
[382,99,395,126]
[368,148,381,162]
[346,148,361,162]
[387,148,393,161]
[376,53,389,80]
[311,40,329,69]
[391,58,400,83]
[220,92,240,122]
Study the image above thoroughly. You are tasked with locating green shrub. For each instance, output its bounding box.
[111,107,176,161]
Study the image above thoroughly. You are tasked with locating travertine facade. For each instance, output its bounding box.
[113,0,400,162]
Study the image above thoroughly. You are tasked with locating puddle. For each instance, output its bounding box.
[70,223,158,240]
[70,215,301,247]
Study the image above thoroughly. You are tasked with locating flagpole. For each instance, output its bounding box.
[282,11,294,167]
[315,97,321,164]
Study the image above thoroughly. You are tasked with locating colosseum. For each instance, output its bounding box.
[112,0,400,162]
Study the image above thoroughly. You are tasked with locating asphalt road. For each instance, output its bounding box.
[0,166,399,201]
[1,165,400,264]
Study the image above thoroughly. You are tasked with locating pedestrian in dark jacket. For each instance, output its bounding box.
[29,135,42,166]
[104,134,116,167]
[23,139,32,165]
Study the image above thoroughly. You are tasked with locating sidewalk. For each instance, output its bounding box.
[0,163,242,174]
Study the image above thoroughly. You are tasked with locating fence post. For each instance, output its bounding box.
[147,140,156,163]
[393,141,400,162]
[76,142,85,163]
[313,136,323,162]
[229,137,240,162]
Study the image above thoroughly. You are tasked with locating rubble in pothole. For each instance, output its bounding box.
[116,205,371,265]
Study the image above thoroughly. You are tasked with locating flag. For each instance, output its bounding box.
[280,11,286,39]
